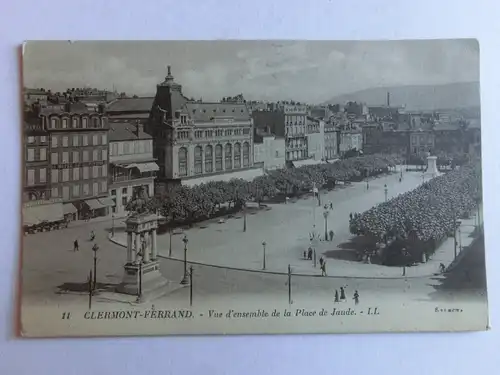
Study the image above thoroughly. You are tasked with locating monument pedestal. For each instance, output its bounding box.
[117,260,170,296]
[423,155,441,179]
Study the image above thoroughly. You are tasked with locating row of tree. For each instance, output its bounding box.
[134,154,403,226]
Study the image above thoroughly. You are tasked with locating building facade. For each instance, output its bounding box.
[362,126,410,156]
[109,122,158,216]
[306,117,324,161]
[253,135,286,170]
[149,67,255,185]
[43,101,112,219]
[409,130,435,158]
[338,130,363,156]
[284,104,308,161]
[324,121,338,160]
[106,97,154,125]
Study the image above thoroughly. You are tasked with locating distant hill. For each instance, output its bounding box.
[324,82,480,111]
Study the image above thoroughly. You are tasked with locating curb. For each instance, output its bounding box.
[107,233,441,280]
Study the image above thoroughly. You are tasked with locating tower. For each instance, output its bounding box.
[387,92,390,107]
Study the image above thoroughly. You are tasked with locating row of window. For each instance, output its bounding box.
[109,140,152,156]
[286,140,306,149]
[26,168,46,185]
[285,126,306,135]
[51,149,108,165]
[26,147,47,162]
[178,128,250,140]
[51,181,107,200]
[178,143,251,176]
[47,116,104,130]
[287,151,307,161]
[51,165,108,184]
[27,135,47,144]
[51,133,107,148]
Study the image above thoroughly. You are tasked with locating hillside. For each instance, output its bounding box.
[324,82,480,111]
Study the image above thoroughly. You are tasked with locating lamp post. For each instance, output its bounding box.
[262,241,267,270]
[189,265,194,306]
[168,227,173,257]
[92,243,99,292]
[111,214,115,237]
[135,250,143,302]
[323,209,330,241]
[180,235,189,285]
[243,202,247,232]
[421,171,425,184]
[458,226,462,253]
[384,184,388,202]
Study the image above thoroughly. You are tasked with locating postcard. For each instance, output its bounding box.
[19,40,487,337]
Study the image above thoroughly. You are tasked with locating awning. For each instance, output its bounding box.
[134,162,159,173]
[63,203,78,215]
[294,159,322,168]
[85,199,107,210]
[23,203,64,226]
[98,197,115,207]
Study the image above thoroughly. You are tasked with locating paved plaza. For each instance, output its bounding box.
[110,169,478,277]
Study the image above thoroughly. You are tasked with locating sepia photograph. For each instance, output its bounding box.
[19,40,487,337]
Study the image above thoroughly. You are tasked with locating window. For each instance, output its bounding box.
[205,145,213,173]
[51,136,58,148]
[243,142,250,167]
[72,184,80,197]
[178,147,188,177]
[275,151,279,158]
[27,169,35,186]
[63,186,70,200]
[93,150,98,161]
[234,143,241,168]
[72,135,79,147]
[215,144,223,171]
[51,152,58,165]
[40,168,46,183]
[72,151,79,163]
[101,134,107,145]
[73,168,80,181]
[102,149,107,161]
[122,187,127,195]
[62,152,69,163]
[93,135,99,146]
[51,170,58,183]
[82,118,88,128]
[51,187,59,198]
[83,150,89,162]
[92,182,99,196]
[82,135,88,146]
[123,142,130,154]
[102,165,107,177]
[111,143,118,156]
[27,148,35,162]
[122,196,128,206]
[93,118,100,128]
[72,117,78,128]
[83,184,89,196]
[225,143,232,170]
[62,118,68,129]
[100,181,107,193]
[40,136,46,143]
[111,189,116,196]
[27,136,35,144]
[83,166,89,179]
[192,146,203,175]
[92,166,99,178]
[62,168,69,182]
[40,148,46,161]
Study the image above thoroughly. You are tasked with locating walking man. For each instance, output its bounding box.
[319,256,324,268]
[334,289,339,303]
[366,181,369,190]
[340,286,346,302]
[329,230,334,242]
[73,239,79,252]
[321,261,327,276]
[353,290,359,305]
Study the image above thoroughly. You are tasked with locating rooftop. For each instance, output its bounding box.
[185,102,251,122]
[109,122,152,141]
[106,97,155,113]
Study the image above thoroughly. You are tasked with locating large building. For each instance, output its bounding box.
[108,121,158,216]
[339,129,363,156]
[323,120,338,160]
[306,117,324,161]
[284,104,308,161]
[253,131,285,171]
[43,100,112,219]
[106,97,154,125]
[148,67,257,186]
[362,125,409,156]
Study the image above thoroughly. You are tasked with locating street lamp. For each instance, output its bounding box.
[135,250,143,302]
[243,202,247,232]
[180,235,189,285]
[92,243,99,292]
[168,227,173,257]
[384,184,388,202]
[111,214,115,237]
[323,209,330,241]
[421,171,425,184]
[458,226,463,252]
[262,241,267,270]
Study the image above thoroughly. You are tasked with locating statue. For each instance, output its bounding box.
[125,186,153,217]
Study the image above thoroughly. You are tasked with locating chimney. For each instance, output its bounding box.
[31,100,41,116]
[387,92,390,107]
[135,120,144,137]
[98,103,106,114]
[64,101,71,113]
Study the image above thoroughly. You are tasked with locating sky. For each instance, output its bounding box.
[22,40,479,103]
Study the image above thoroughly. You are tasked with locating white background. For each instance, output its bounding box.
[1,1,499,374]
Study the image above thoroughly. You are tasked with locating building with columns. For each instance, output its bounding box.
[148,67,257,186]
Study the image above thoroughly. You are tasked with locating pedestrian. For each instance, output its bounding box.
[329,230,334,242]
[321,261,327,276]
[340,286,346,302]
[90,230,95,241]
[303,250,307,259]
[308,247,313,260]
[319,256,324,268]
[334,289,339,303]
[366,181,369,190]
[439,263,446,273]
[330,202,333,210]
[73,239,79,252]
[353,290,359,305]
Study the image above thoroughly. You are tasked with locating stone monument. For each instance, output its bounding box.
[423,152,441,179]
[117,188,169,297]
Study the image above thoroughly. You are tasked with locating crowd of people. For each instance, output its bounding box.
[349,165,481,244]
